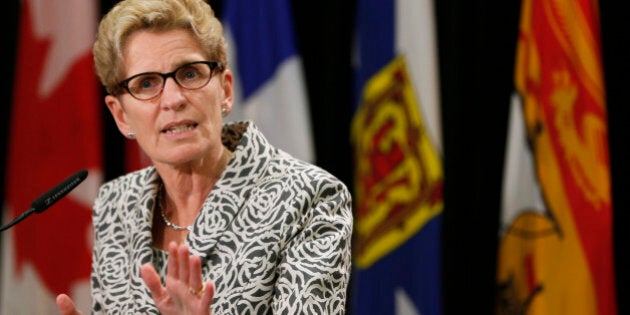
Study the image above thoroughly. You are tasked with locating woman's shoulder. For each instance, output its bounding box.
[226,120,348,189]
[267,151,350,195]
[98,166,157,195]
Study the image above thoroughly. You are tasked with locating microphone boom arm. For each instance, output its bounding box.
[0,169,88,232]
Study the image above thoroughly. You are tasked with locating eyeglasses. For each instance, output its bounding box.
[117,61,223,100]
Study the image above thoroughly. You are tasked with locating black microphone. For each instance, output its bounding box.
[0,169,88,232]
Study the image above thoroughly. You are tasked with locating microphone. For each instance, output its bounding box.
[0,169,88,232]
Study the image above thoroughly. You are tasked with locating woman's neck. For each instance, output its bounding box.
[151,145,233,248]
[156,145,233,207]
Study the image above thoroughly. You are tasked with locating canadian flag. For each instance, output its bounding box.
[125,140,151,172]
[1,0,102,313]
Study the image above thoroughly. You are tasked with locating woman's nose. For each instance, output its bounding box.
[160,77,186,110]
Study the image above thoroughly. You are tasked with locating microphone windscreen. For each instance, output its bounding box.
[30,169,88,213]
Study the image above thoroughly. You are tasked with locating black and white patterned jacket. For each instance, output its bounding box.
[90,121,353,314]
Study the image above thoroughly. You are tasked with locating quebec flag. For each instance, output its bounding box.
[222,0,314,163]
[350,0,443,314]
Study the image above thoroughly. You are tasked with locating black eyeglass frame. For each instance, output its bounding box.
[116,61,223,100]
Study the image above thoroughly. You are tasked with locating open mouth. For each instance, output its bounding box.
[162,123,198,134]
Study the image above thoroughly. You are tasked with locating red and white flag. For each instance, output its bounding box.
[1,0,102,313]
[125,140,151,172]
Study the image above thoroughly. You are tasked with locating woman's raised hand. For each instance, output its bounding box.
[140,242,215,315]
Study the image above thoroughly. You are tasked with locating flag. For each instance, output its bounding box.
[124,140,151,172]
[496,0,616,314]
[1,0,102,313]
[350,0,443,314]
[222,0,314,163]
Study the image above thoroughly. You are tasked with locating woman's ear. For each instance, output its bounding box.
[105,95,134,138]
[220,69,234,115]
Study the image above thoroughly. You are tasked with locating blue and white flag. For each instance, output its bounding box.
[350,0,443,314]
[222,0,314,163]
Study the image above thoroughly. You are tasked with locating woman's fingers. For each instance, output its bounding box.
[140,263,168,303]
[168,242,203,294]
[55,294,82,315]
[141,243,214,314]
[166,242,180,283]
[178,244,191,285]
[188,255,204,296]
[202,282,214,301]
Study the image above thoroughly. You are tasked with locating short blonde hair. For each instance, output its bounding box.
[93,0,227,95]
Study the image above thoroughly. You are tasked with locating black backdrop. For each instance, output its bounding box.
[1,1,629,314]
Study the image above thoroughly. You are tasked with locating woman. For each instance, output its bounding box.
[56,0,353,314]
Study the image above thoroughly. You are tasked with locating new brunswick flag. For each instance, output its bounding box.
[350,0,443,314]
[496,0,616,314]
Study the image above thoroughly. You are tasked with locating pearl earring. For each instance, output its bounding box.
[221,107,227,117]
[127,132,136,139]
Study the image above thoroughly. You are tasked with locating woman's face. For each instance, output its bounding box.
[105,29,233,167]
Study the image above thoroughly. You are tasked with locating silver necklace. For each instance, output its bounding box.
[158,184,193,232]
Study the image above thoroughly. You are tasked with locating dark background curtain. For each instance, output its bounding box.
[1,1,628,314]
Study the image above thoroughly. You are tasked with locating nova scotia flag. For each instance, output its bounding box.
[351,0,443,314]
